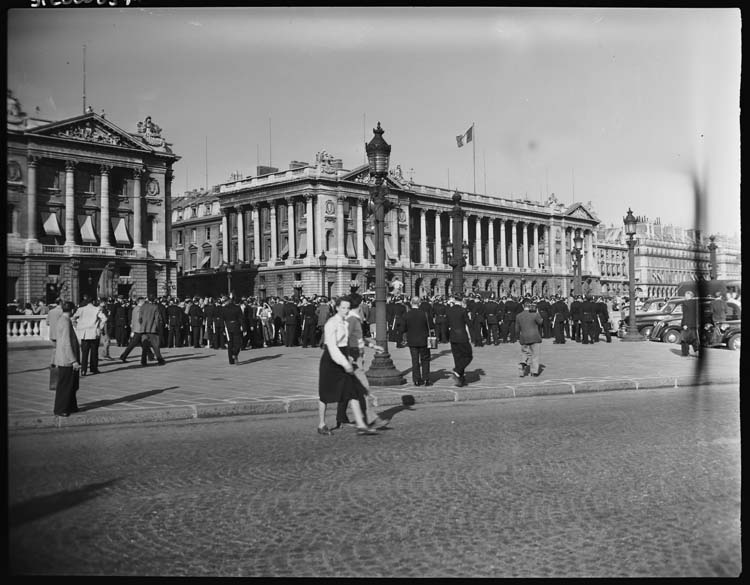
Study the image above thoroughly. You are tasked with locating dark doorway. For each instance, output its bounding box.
[80,270,101,301]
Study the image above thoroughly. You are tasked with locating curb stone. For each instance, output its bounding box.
[7,376,739,433]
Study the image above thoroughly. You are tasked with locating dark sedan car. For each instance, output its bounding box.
[648,299,741,350]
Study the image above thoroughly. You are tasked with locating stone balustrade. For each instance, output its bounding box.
[7,315,50,343]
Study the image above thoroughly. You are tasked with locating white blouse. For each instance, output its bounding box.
[324,314,350,368]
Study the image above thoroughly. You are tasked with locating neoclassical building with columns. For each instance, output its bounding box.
[173,152,603,300]
[6,90,180,304]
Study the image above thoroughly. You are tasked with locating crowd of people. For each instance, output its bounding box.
[36,289,673,422]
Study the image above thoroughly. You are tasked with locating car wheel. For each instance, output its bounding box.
[640,325,653,338]
[664,329,681,344]
[727,334,741,351]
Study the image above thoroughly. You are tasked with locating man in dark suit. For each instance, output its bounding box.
[446,295,473,388]
[219,296,245,364]
[403,296,432,386]
[485,295,500,345]
[114,297,129,346]
[570,295,583,342]
[580,295,597,344]
[433,296,449,343]
[166,298,183,348]
[595,296,612,343]
[188,298,203,348]
[500,296,520,343]
[680,290,701,357]
[537,296,552,339]
[300,297,317,348]
[283,296,299,347]
[551,296,569,344]
[393,296,408,348]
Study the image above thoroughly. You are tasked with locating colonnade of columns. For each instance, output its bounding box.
[25,156,149,249]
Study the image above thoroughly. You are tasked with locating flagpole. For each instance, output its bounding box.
[472,122,476,194]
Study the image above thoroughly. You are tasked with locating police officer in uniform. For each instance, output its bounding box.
[551,296,569,344]
[570,295,583,342]
[433,296,449,343]
[485,295,500,345]
[166,298,183,348]
[537,295,552,339]
[580,295,597,344]
[219,296,244,364]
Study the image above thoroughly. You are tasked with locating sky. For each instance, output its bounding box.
[6,6,741,237]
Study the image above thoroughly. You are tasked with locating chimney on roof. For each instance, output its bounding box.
[256,165,279,176]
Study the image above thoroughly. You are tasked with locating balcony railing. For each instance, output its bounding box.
[42,245,66,254]
[7,315,50,343]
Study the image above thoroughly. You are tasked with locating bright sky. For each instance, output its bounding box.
[7,6,741,237]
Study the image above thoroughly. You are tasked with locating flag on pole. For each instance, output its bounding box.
[456,124,473,148]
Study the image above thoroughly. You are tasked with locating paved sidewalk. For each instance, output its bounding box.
[6,338,740,432]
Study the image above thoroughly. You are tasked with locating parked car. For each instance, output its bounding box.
[648,299,741,350]
[618,297,683,338]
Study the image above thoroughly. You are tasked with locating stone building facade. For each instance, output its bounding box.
[172,152,603,300]
[596,216,741,299]
[6,90,180,305]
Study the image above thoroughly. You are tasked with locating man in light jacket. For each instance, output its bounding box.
[53,301,81,417]
[72,294,105,376]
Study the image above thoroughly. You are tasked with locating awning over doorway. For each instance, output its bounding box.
[364,235,376,256]
[297,235,307,256]
[113,218,131,244]
[79,215,98,243]
[200,255,211,268]
[346,233,356,258]
[43,212,62,236]
[280,241,289,258]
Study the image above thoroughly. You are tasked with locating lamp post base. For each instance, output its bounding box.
[621,328,645,342]
[366,352,405,386]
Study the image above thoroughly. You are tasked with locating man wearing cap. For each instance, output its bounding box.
[188,297,203,348]
[516,300,543,377]
[300,297,317,348]
[219,296,244,364]
[283,296,299,347]
[166,298,183,348]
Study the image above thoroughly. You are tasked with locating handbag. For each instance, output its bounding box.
[425,312,438,349]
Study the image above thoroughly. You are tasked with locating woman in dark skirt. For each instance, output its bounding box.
[318,296,377,436]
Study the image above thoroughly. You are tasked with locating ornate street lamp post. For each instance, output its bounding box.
[365,122,405,386]
[708,235,718,280]
[447,191,466,296]
[318,251,327,297]
[622,208,644,341]
[571,231,583,297]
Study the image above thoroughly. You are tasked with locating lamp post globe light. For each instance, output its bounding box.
[318,251,327,297]
[571,231,583,297]
[447,191,466,296]
[365,122,405,386]
[622,208,645,341]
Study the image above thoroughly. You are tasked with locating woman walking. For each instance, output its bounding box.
[53,301,81,417]
[317,296,378,436]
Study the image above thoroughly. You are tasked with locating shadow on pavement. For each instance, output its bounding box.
[464,368,486,384]
[79,386,179,411]
[8,478,119,528]
[102,354,213,373]
[10,366,54,375]
[237,354,283,365]
[375,404,416,423]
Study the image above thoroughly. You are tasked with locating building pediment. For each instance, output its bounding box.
[27,113,150,151]
[564,203,597,222]
[341,164,405,190]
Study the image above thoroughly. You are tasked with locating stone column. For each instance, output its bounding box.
[356,199,365,260]
[237,205,245,263]
[99,164,111,247]
[252,206,261,262]
[474,217,482,266]
[286,198,295,260]
[27,156,40,243]
[64,160,76,245]
[510,220,517,268]
[270,203,278,260]
[306,195,315,261]
[420,207,428,263]
[336,194,345,257]
[132,167,144,249]
[400,203,409,261]
[222,209,230,263]
[487,218,495,267]
[435,211,443,265]
[463,215,469,248]
[521,222,528,268]
[390,205,399,257]
[532,223,539,269]
[499,219,507,267]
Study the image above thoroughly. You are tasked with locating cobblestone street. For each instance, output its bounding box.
[8,384,741,577]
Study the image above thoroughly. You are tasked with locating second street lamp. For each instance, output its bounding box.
[571,231,583,297]
[622,207,645,341]
[319,251,327,297]
[447,190,466,296]
[364,122,405,386]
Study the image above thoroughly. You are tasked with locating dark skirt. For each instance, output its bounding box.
[319,346,358,404]
[54,365,79,415]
